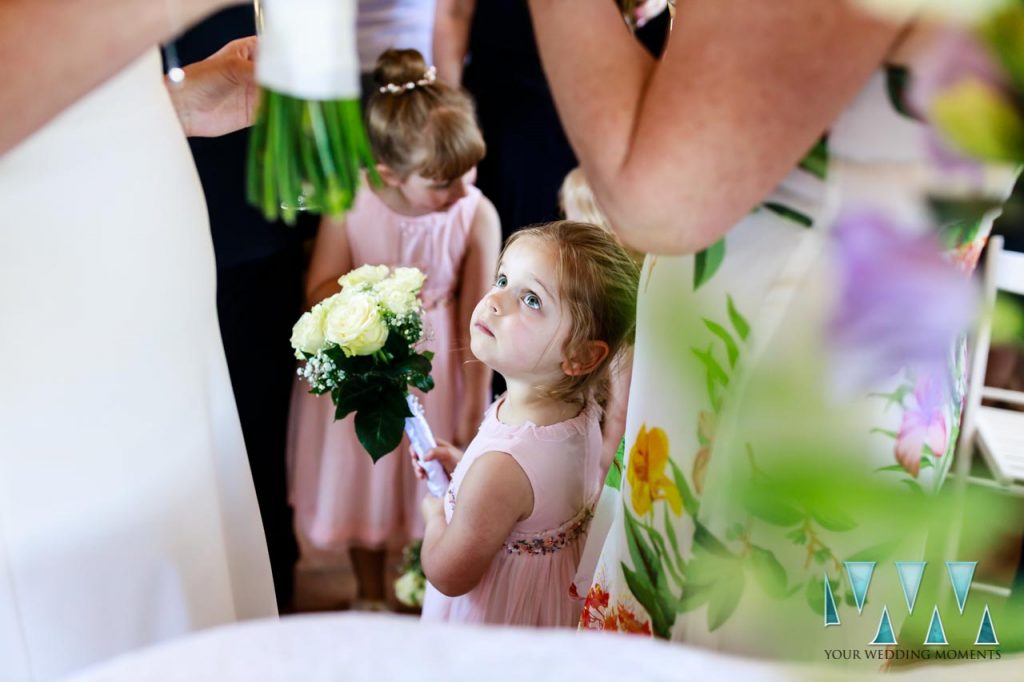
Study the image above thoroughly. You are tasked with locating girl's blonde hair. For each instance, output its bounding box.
[368,49,485,180]
[560,167,646,267]
[502,221,640,404]
[559,167,610,231]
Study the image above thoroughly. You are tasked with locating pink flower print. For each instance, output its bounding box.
[895,373,951,478]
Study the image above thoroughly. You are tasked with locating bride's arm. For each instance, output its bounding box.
[0,0,236,155]
[528,0,910,255]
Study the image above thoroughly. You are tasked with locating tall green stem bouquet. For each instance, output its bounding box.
[248,0,379,225]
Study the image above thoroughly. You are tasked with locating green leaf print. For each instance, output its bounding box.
[846,539,901,563]
[749,545,790,599]
[742,488,804,527]
[605,438,625,490]
[694,520,735,559]
[691,346,730,389]
[641,521,685,590]
[622,563,674,639]
[727,295,750,341]
[875,464,909,473]
[870,428,900,440]
[762,202,813,228]
[664,505,683,561]
[885,64,918,120]
[707,563,745,631]
[870,384,913,411]
[668,458,700,517]
[623,503,661,588]
[676,582,714,613]
[798,135,829,180]
[809,504,857,533]
[805,576,840,616]
[693,238,726,291]
[703,318,740,368]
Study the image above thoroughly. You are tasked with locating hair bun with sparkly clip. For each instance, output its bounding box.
[379,65,438,95]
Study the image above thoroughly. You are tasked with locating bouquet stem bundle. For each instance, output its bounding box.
[246,92,379,225]
[248,0,377,225]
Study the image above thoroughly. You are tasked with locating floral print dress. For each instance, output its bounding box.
[581,65,1017,662]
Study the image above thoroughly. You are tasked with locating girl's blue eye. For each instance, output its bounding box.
[523,293,541,310]
[495,274,508,288]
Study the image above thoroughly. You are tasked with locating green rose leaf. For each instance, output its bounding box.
[333,380,380,420]
[354,405,406,461]
[397,353,433,377]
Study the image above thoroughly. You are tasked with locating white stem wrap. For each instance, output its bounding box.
[257,0,360,100]
[404,394,449,498]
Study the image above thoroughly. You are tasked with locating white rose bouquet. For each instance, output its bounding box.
[291,265,434,460]
[394,540,426,608]
[247,0,379,225]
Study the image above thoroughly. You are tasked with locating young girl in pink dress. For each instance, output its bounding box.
[288,48,500,607]
[419,220,639,626]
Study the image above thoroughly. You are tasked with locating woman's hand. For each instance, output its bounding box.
[167,36,259,137]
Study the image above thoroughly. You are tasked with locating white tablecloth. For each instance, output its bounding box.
[63,613,1022,682]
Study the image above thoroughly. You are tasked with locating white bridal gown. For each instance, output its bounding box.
[0,51,276,681]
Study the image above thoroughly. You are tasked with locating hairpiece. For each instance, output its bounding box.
[379,65,438,95]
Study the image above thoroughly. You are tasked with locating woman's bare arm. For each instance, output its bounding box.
[528,0,908,254]
[433,0,475,85]
[0,0,235,154]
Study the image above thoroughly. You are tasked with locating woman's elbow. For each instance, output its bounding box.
[595,168,729,256]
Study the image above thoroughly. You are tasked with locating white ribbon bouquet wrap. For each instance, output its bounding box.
[248,0,379,224]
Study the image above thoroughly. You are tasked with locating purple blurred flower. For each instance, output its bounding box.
[895,372,951,478]
[909,28,1009,172]
[827,210,978,393]
[908,28,1005,116]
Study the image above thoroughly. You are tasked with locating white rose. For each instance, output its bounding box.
[338,264,390,290]
[394,571,426,607]
[390,267,426,294]
[324,291,389,356]
[375,278,419,316]
[290,304,327,358]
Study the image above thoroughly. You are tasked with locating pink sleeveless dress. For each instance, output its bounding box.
[288,183,485,550]
[421,396,605,626]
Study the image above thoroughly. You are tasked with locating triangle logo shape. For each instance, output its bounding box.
[844,561,876,614]
[870,606,897,645]
[824,573,840,626]
[895,561,926,614]
[925,606,948,646]
[975,605,999,646]
[946,561,976,614]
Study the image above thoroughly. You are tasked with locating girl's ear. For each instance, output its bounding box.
[561,340,610,377]
[376,164,403,187]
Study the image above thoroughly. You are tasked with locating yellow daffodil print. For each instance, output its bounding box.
[627,424,683,516]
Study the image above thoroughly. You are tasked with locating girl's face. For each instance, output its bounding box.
[470,237,572,385]
[394,168,475,214]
